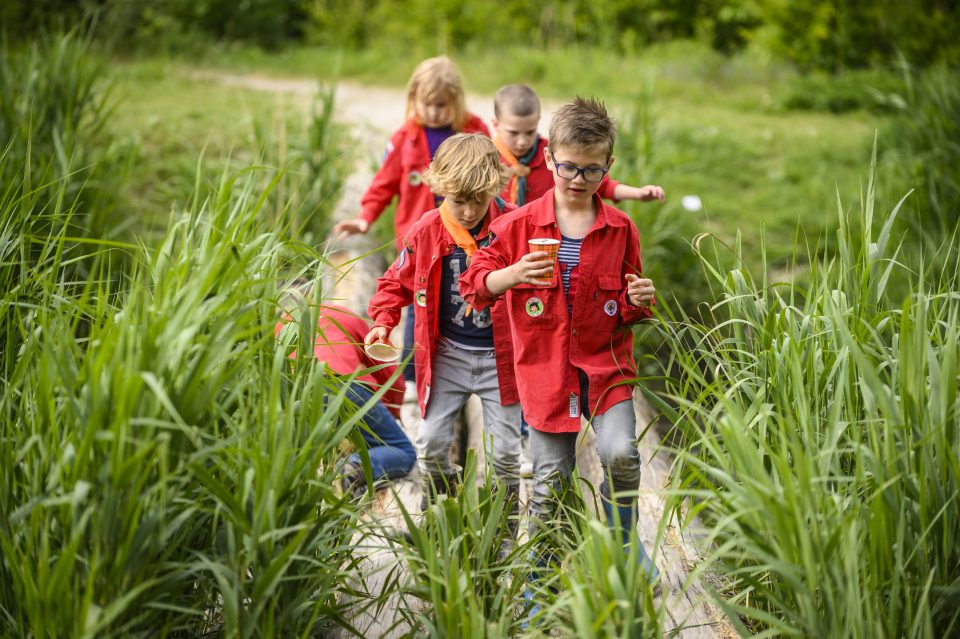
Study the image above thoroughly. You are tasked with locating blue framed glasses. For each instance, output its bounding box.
[550,151,608,182]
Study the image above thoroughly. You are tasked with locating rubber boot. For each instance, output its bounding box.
[419,472,458,512]
[601,496,660,583]
[521,545,553,629]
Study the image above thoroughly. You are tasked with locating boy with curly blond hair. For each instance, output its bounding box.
[366,134,522,524]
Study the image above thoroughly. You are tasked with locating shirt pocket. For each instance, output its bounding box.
[511,289,557,331]
[595,273,623,323]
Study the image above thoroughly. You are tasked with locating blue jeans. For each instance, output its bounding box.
[343,382,416,481]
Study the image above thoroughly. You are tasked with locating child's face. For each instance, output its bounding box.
[545,145,612,203]
[415,90,454,128]
[493,111,540,157]
[442,193,490,229]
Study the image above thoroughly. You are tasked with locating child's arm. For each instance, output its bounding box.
[367,241,417,338]
[460,232,553,309]
[598,178,665,203]
[483,253,554,295]
[334,131,405,239]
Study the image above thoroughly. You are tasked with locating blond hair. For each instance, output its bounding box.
[405,56,468,130]
[423,134,511,201]
[494,83,540,119]
[548,96,616,158]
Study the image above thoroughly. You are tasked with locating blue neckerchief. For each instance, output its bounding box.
[515,135,540,206]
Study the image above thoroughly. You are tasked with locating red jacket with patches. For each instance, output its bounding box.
[367,199,519,417]
[498,136,621,207]
[459,190,652,433]
[275,304,405,419]
[360,115,491,249]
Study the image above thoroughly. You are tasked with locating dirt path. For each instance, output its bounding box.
[203,69,735,638]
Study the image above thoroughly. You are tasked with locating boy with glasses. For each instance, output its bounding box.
[492,83,664,207]
[460,97,663,605]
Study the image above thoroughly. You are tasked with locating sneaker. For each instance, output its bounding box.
[338,460,367,501]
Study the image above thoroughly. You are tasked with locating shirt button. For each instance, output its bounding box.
[572,328,577,335]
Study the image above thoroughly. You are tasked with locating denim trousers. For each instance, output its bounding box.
[343,381,417,481]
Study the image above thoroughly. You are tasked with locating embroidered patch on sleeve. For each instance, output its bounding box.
[395,248,408,271]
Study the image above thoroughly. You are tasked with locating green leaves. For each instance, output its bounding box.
[660,149,960,637]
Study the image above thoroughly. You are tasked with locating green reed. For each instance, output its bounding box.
[657,143,960,637]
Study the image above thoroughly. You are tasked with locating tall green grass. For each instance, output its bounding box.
[0,142,385,637]
[0,29,134,243]
[655,145,960,637]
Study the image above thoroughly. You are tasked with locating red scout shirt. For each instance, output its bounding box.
[367,199,519,417]
[360,115,491,249]
[275,305,405,419]
[498,136,621,206]
[459,190,652,434]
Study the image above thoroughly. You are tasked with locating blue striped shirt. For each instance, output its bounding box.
[558,235,583,311]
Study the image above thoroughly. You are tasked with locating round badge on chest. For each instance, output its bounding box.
[525,297,544,318]
[604,299,618,316]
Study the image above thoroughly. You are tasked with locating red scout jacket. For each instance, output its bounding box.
[275,305,405,419]
[360,115,491,249]
[459,190,651,434]
[498,136,621,206]
[367,199,519,417]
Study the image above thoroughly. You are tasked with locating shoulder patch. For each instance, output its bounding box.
[395,247,408,271]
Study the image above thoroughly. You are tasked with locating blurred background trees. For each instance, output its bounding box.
[3,0,958,71]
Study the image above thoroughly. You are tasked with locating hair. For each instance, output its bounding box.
[548,96,616,158]
[494,83,540,119]
[422,133,511,202]
[405,56,468,130]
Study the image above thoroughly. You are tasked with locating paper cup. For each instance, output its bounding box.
[365,341,400,362]
[528,238,560,282]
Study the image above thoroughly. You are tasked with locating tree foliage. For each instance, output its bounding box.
[3,0,958,71]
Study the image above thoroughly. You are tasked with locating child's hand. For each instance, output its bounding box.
[626,273,656,308]
[333,218,370,241]
[364,326,390,346]
[511,252,555,287]
[638,185,665,202]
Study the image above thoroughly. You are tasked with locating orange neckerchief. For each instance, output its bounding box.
[439,200,488,261]
[494,136,531,204]
[439,200,489,316]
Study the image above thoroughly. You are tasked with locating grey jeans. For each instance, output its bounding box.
[417,339,522,486]
[528,399,640,523]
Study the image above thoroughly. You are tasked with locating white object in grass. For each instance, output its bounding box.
[681,195,703,211]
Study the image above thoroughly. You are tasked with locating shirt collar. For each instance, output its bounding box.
[530,190,626,230]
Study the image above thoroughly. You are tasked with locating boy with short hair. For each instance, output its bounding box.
[461,97,661,584]
[492,83,665,207]
[365,133,522,520]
